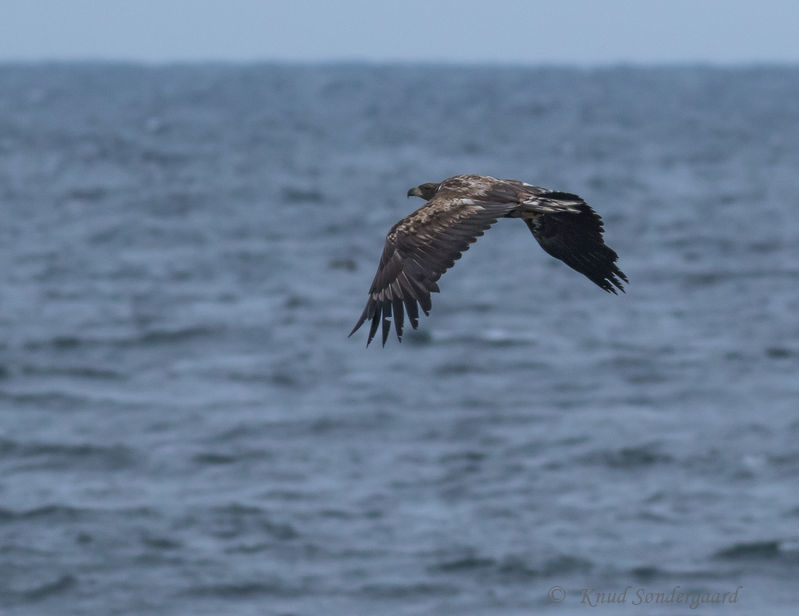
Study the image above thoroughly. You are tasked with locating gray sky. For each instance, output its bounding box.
[3,0,798,64]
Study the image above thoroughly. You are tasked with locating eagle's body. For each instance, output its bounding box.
[350,174,627,346]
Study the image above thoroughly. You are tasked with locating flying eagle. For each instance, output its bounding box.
[349,174,627,346]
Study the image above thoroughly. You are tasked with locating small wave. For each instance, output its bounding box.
[432,329,537,347]
[19,574,77,601]
[328,257,357,271]
[192,452,238,465]
[714,540,782,560]
[140,533,182,551]
[23,335,86,350]
[434,362,480,376]
[438,451,487,464]
[0,390,106,409]
[22,325,218,351]
[270,371,300,387]
[430,552,592,579]
[406,329,433,346]
[19,364,124,380]
[627,565,722,580]
[66,187,107,202]
[630,565,661,580]
[281,186,324,203]
[765,346,794,359]
[497,554,593,579]
[0,438,136,471]
[359,581,459,598]
[185,579,299,598]
[540,554,594,576]
[0,504,86,522]
[0,504,155,523]
[583,445,672,469]
[192,504,300,541]
[224,542,270,554]
[192,447,275,466]
[433,556,496,572]
[137,325,219,345]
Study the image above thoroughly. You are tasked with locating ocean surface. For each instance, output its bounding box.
[1,63,798,615]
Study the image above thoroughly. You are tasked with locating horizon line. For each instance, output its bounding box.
[2,57,799,70]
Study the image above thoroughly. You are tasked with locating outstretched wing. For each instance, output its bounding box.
[350,197,516,346]
[524,191,628,293]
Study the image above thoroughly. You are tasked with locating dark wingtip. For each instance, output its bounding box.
[603,276,625,294]
[392,297,404,343]
[611,267,628,293]
[348,313,366,338]
[366,308,380,347]
[380,300,392,347]
[352,297,413,347]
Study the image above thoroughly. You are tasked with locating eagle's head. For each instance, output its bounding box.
[407,182,440,200]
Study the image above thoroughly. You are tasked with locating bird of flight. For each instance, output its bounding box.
[350,174,627,346]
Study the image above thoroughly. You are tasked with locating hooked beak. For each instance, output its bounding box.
[407,186,423,199]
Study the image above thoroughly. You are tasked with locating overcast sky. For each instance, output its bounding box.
[2,0,798,65]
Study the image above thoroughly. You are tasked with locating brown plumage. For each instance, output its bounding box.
[350,174,628,346]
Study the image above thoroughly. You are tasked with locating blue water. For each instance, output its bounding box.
[1,63,798,615]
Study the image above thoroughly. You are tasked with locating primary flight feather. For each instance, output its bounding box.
[350,174,628,346]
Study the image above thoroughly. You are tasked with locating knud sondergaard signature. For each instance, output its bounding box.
[580,585,743,609]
